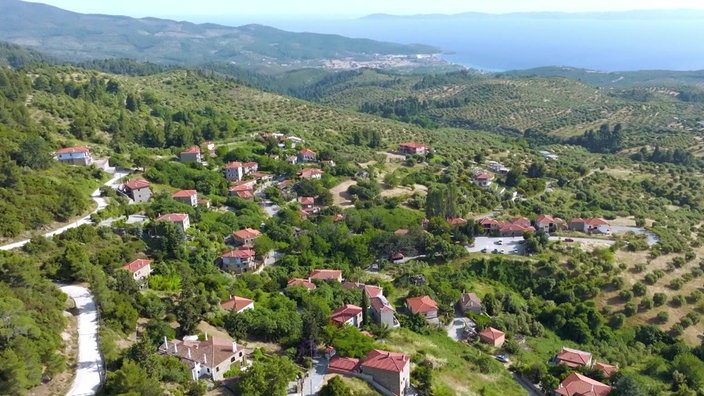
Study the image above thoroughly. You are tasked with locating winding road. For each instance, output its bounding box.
[0,168,129,251]
[61,285,103,396]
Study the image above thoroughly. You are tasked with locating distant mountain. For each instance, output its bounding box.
[501,66,704,88]
[0,40,56,68]
[0,0,438,69]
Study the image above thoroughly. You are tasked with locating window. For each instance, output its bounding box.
[216,367,220,372]
[231,356,237,362]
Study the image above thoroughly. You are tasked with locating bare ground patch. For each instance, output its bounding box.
[330,179,357,208]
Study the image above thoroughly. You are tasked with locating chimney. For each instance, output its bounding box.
[173,343,178,353]
[203,354,207,364]
[188,348,191,359]
[163,336,168,350]
[232,341,237,353]
[205,332,208,341]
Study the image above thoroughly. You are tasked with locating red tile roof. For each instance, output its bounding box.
[123,179,150,190]
[224,161,243,169]
[299,149,316,156]
[476,173,493,181]
[594,362,619,378]
[328,356,360,372]
[460,292,481,307]
[123,258,152,273]
[479,218,500,225]
[232,228,261,240]
[332,213,345,222]
[556,347,593,368]
[555,373,612,396]
[181,146,201,154]
[586,218,609,226]
[287,278,316,290]
[361,349,410,373]
[221,295,254,312]
[298,168,324,178]
[535,214,556,224]
[172,189,197,198]
[160,336,237,368]
[330,304,363,325]
[370,296,394,312]
[479,327,505,342]
[236,190,254,199]
[243,161,258,168]
[394,229,410,235]
[299,197,315,205]
[399,142,427,149]
[447,218,468,225]
[56,146,90,154]
[364,285,383,298]
[157,213,189,222]
[220,248,255,259]
[310,269,342,281]
[406,295,438,314]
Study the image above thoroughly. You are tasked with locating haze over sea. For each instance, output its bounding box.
[195,12,704,72]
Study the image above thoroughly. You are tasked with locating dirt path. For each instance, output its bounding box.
[330,179,357,208]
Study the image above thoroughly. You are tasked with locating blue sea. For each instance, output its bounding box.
[187,13,704,72]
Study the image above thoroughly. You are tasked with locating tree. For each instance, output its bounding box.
[105,360,162,396]
[15,136,52,170]
[175,281,209,334]
[323,325,374,358]
[319,376,352,396]
[236,354,299,396]
[611,373,646,396]
[505,169,522,187]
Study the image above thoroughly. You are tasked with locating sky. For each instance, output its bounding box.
[24,0,704,19]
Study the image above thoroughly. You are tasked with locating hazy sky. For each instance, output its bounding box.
[24,0,704,19]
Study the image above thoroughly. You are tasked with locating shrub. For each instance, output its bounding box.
[669,279,684,290]
[619,290,633,302]
[656,311,669,323]
[632,282,647,297]
[671,295,686,307]
[653,293,668,306]
[624,303,638,317]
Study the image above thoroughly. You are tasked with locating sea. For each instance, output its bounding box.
[184,13,704,72]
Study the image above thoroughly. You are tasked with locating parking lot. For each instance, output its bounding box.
[466,236,526,256]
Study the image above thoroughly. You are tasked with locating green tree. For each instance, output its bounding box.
[319,376,352,396]
[15,136,52,170]
[105,360,162,396]
[236,354,299,396]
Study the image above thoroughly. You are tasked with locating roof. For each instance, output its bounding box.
[594,362,619,378]
[160,337,236,368]
[232,228,261,240]
[299,149,316,156]
[556,347,593,367]
[157,213,189,222]
[569,217,586,224]
[330,304,363,325]
[399,142,427,149]
[364,285,383,298]
[299,197,315,205]
[123,179,150,190]
[243,161,258,168]
[342,281,364,290]
[511,217,532,227]
[328,356,360,373]
[220,248,255,259]
[460,292,481,307]
[172,189,197,198]
[479,218,500,225]
[229,184,253,192]
[586,218,609,226]
[287,278,316,290]
[221,295,254,312]
[310,269,342,281]
[56,146,90,154]
[555,373,612,396]
[278,180,293,189]
[535,214,556,224]
[475,173,493,181]
[224,161,243,169]
[370,296,395,312]
[394,229,409,235]
[332,213,345,222]
[391,252,405,260]
[479,327,505,342]
[181,146,201,154]
[499,224,536,233]
[123,259,152,273]
[298,168,324,178]
[361,349,410,373]
[406,295,438,314]
[236,190,254,199]
[447,218,468,225]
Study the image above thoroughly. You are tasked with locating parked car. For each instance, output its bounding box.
[494,240,503,245]
[481,248,487,253]
[496,354,510,363]
[564,238,574,242]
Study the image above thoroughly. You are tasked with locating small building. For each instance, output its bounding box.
[121,179,152,203]
[298,168,324,180]
[299,197,315,208]
[447,218,468,226]
[286,155,298,165]
[156,213,190,231]
[221,295,255,313]
[499,223,536,237]
[398,142,428,155]
[554,347,593,368]
[223,161,245,182]
[180,146,202,163]
[172,190,199,207]
[218,248,257,274]
[298,149,317,163]
[287,278,316,290]
[475,173,493,188]
[478,327,506,347]
[458,292,482,314]
[122,258,153,282]
[555,373,611,396]
[406,295,438,321]
[394,229,410,235]
[359,350,411,396]
[330,304,363,328]
[479,218,502,234]
[327,356,360,375]
[159,336,245,381]
[569,218,610,234]
[232,228,261,246]
[535,214,565,234]
[56,146,93,166]
[310,269,343,282]
[594,362,619,378]
[370,296,400,328]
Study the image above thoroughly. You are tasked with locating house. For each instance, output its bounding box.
[391,252,405,262]
[327,356,360,375]
[447,218,468,226]
[342,282,383,300]
[122,258,153,282]
[159,336,245,381]
[359,350,411,396]
[298,168,324,179]
[398,142,428,155]
[555,373,612,396]
[180,146,202,163]
[330,304,363,328]
[569,218,610,234]
[232,228,261,246]
[287,278,316,290]
[121,179,152,203]
[594,362,619,378]
[475,173,493,188]
[172,190,198,207]
[156,213,190,231]
[218,248,257,273]
[223,161,245,182]
[479,218,502,234]
[406,295,438,321]
[277,179,294,192]
[535,214,565,234]
[499,223,536,237]
[310,269,343,282]
[251,172,273,182]
[221,295,255,313]
[203,141,216,156]
[370,296,400,328]
[458,292,482,314]
[554,347,593,368]
[286,155,298,165]
[198,198,210,208]
[394,229,410,235]
[56,146,93,166]
[298,149,317,163]
[228,181,255,199]
[299,197,315,209]
[478,327,506,347]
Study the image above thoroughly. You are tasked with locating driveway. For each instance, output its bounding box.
[61,285,103,396]
[447,317,475,341]
[0,168,129,251]
[466,237,526,256]
[289,356,327,396]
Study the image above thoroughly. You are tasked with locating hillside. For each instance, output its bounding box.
[502,66,704,88]
[0,0,438,70]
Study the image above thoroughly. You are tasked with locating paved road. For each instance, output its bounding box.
[548,236,615,247]
[466,237,526,256]
[0,169,128,251]
[288,356,328,396]
[61,285,103,396]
